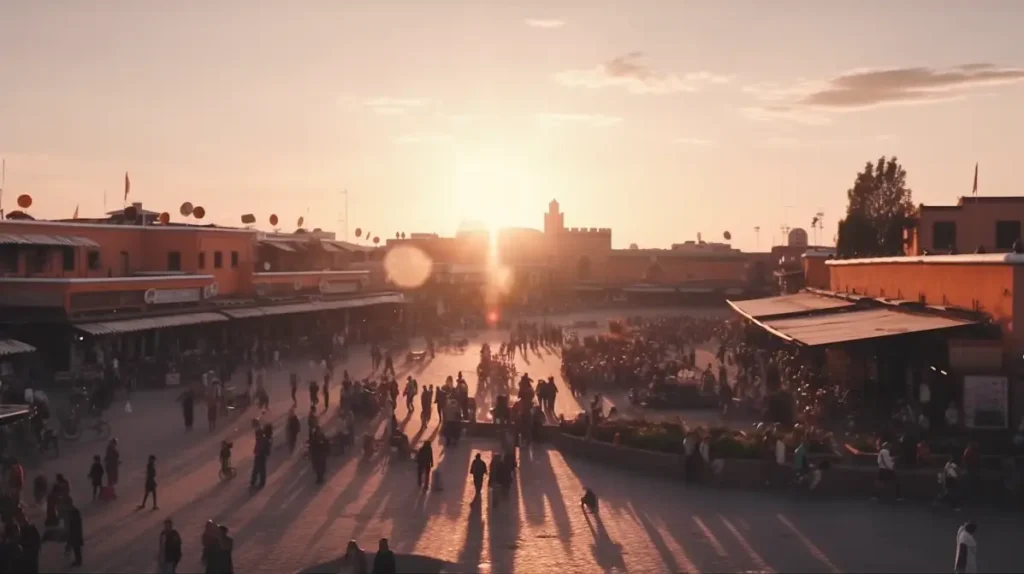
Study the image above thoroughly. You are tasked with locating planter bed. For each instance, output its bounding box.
[557,433,1010,502]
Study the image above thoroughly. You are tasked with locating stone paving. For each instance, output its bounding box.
[20,313,1024,573]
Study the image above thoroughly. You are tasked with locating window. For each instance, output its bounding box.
[995,220,1021,251]
[231,251,239,268]
[0,245,17,273]
[61,247,75,271]
[29,248,47,273]
[933,221,957,251]
[214,251,223,269]
[87,250,101,270]
[198,251,206,269]
[167,251,182,271]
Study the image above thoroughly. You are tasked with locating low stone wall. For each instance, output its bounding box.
[554,433,1008,501]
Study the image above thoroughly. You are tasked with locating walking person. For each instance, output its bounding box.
[104,439,120,497]
[470,453,488,502]
[87,456,104,501]
[416,441,434,491]
[181,387,195,431]
[66,503,84,567]
[16,507,41,573]
[250,429,269,490]
[137,455,158,510]
[158,518,182,574]
[322,372,331,412]
[286,408,300,454]
[341,540,368,574]
[289,373,298,407]
[954,521,978,573]
[873,442,902,502]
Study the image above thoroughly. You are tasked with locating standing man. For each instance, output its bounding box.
[158,518,183,574]
[289,373,298,407]
[250,429,268,490]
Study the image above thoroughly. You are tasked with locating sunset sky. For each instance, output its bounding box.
[2,1,1024,251]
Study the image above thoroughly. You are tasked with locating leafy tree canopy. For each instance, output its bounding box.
[836,156,914,258]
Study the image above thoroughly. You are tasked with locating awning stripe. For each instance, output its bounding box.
[0,339,36,357]
[76,312,228,335]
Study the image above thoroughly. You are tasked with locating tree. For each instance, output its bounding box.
[836,156,914,258]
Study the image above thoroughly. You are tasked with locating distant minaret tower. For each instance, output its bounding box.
[544,199,565,234]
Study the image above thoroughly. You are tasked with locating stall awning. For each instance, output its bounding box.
[728,292,855,320]
[320,242,344,253]
[0,339,36,357]
[0,405,31,426]
[318,293,405,310]
[256,302,321,316]
[75,312,229,335]
[0,233,100,248]
[259,240,298,253]
[220,308,266,319]
[760,308,977,347]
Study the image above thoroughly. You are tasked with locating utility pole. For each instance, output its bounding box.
[754,226,761,250]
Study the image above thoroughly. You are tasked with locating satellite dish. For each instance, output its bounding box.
[123,205,139,221]
[269,214,279,226]
[180,202,194,216]
[192,206,206,219]
[354,228,362,238]
[297,216,304,227]
[723,231,732,241]
[373,236,380,245]
[16,194,32,209]
[263,262,271,271]
[241,214,256,224]
[159,212,170,225]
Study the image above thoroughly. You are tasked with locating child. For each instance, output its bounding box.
[88,456,104,500]
[581,488,598,513]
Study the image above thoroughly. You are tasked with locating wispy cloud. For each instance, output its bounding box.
[743,64,1024,124]
[394,133,453,145]
[760,134,895,147]
[365,98,429,115]
[554,52,729,95]
[674,137,715,146]
[525,19,564,29]
[535,113,623,128]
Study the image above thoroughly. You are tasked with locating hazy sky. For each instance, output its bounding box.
[2,1,1024,250]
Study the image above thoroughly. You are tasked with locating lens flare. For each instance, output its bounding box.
[383,245,434,289]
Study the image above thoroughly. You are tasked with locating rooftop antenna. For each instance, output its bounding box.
[754,226,761,250]
[337,188,349,241]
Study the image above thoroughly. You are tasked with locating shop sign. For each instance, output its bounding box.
[962,375,1009,429]
[144,288,201,305]
[320,279,360,295]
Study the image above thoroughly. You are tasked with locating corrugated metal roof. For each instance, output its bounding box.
[762,308,976,347]
[0,339,36,356]
[75,312,229,335]
[0,233,99,248]
[318,293,404,310]
[259,240,298,253]
[220,308,266,319]
[325,241,374,253]
[728,292,855,319]
[256,302,320,316]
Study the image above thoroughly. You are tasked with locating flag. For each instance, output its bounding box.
[72,204,79,219]
[124,172,131,202]
[972,163,978,195]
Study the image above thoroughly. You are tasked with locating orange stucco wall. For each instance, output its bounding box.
[829,262,1014,329]
[803,257,830,289]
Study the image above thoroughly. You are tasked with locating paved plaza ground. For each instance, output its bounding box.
[23,307,1024,573]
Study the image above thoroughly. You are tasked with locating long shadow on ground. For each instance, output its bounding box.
[298,552,458,574]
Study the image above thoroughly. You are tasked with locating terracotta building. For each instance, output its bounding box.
[908,196,1024,255]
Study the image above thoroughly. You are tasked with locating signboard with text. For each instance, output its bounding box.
[962,375,1009,429]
